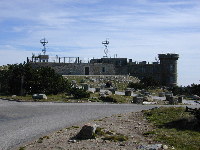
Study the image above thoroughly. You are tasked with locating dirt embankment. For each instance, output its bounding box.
[21,111,165,150]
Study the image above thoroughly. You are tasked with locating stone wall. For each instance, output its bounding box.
[30,62,115,75]
[127,64,160,81]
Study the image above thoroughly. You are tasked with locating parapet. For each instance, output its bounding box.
[158,53,179,60]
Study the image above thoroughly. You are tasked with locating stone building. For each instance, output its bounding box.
[27,53,179,87]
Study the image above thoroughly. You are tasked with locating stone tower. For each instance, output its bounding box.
[158,53,179,86]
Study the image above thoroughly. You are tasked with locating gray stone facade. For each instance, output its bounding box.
[28,53,179,87]
[30,62,115,75]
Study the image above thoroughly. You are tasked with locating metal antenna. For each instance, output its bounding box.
[40,38,48,55]
[102,39,109,57]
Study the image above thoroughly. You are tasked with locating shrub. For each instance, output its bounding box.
[105,81,112,88]
[0,63,71,95]
[100,96,117,103]
[69,87,90,99]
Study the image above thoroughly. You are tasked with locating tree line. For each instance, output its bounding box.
[0,63,71,95]
[170,84,200,96]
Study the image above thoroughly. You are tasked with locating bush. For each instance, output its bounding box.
[0,63,71,95]
[69,87,90,99]
[128,77,160,90]
[105,81,112,88]
[127,82,144,90]
[100,96,117,103]
[170,84,200,96]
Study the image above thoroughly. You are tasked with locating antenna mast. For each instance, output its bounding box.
[40,38,48,55]
[102,39,109,57]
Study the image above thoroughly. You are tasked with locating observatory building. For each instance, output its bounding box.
[27,39,179,87]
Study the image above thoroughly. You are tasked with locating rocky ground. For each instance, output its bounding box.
[20,111,168,150]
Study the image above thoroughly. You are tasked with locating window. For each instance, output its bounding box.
[102,67,105,73]
[170,65,174,72]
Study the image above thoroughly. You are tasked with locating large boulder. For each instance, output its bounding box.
[95,87,100,92]
[32,94,47,100]
[178,96,183,103]
[81,83,89,91]
[159,92,165,97]
[168,96,178,105]
[76,124,98,140]
[125,90,131,96]
[108,88,116,94]
[132,96,143,104]
[165,94,173,101]
[143,96,153,102]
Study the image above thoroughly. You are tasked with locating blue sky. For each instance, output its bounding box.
[0,0,200,86]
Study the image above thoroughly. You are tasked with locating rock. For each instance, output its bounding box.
[68,139,76,143]
[125,90,131,96]
[132,97,143,104]
[81,84,89,91]
[108,88,115,94]
[104,90,112,95]
[76,124,98,140]
[165,92,173,97]
[162,145,168,149]
[159,92,165,97]
[38,94,47,99]
[95,87,100,92]
[144,92,150,96]
[71,80,77,84]
[32,94,47,99]
[165,94,172,101]
[168,96,178,105]
[119,143,125,146]
[12,95,17,98]
[191,95,200,100]
[100,84,105,89]
[143,96,153,102]
[178,96,183,103]
[99,93,107,98]
[138,144,162,150]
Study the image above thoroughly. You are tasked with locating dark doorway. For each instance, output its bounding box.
[85,67,89,75]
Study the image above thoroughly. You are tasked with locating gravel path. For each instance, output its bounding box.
[0,99,157,150]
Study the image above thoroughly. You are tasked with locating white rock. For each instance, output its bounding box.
[162,145,168,149]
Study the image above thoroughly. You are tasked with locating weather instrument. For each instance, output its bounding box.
[40,38,48,55]
[102,39,109,57]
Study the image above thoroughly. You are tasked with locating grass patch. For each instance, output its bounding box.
[94,127,128,142]
[100,95,132,103]
[43,136,50,139]
[143,131,156,137]
[95,127,106,136]
[103,134,128,142]
[72,126,79,129]
[37,137,43,143]
[0,94,69,102]
[144,107,200,150]
[0,93,98,102]
[19,147,25,150]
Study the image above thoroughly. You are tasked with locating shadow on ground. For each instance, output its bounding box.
[161,117,200,131]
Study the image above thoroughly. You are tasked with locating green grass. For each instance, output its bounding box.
[0,93,99,102]
[109,95,132,103]
[94,127,128,142]
[19,147,25,150]
[144,107,200,150]
[37,137,43,143]
[0,94,70,102]
[103,134,128,142]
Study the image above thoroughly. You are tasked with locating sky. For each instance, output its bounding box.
[0,0,200,86]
